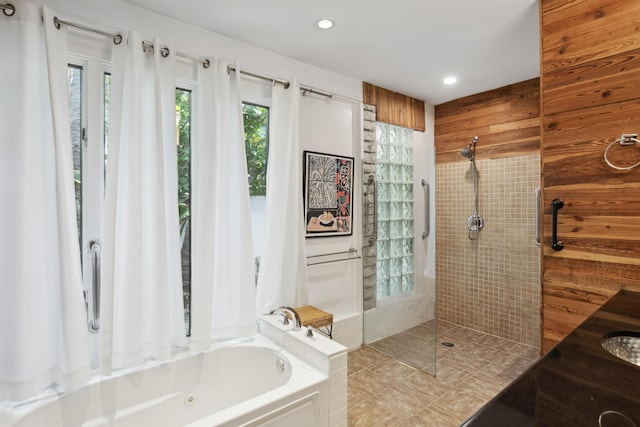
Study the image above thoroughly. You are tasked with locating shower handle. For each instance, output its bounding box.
[421,179,430,239]
[535,189,541,246]
[368,174,377,245]
[551,199,564,251]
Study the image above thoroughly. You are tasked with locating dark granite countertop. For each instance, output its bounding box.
[462,290,640,427]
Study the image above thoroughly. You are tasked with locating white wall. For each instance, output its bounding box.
[300,95,363,349]
[32,0,365,348]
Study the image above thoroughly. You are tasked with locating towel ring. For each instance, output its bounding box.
[604,133,640,170]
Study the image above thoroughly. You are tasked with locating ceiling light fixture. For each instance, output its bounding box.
[443,76,457,85]
[317,19,334,30]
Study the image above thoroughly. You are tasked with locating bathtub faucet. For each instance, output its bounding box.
[269,306,302,331]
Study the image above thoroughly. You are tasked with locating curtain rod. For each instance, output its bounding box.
[227,65,290,89]
[301,87,333,99]
[54,16,123,45]
[7,4,344,98]
[1,3,15,16]
[52,15,210,68]
[141,41,210,68]
[227,65,335,99]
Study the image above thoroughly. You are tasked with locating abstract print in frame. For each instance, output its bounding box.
[304,151,354,237]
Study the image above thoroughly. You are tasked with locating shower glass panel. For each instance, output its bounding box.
[363,122,436,376]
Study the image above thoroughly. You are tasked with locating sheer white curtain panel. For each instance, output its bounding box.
[0,4,91,402]
[101,32,186,372]
[190,60,256,350]
[256,79,308,315]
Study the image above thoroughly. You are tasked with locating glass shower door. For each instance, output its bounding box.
[363,122,437,375]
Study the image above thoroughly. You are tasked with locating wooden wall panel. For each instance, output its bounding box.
[541,0,640,352]
[542,0,640,73]
[362,82,425,131]
[435,79,540,163]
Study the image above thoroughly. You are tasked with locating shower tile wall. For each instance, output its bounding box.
[436,154,540,346]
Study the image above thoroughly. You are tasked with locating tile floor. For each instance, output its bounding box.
[348,320,539,426]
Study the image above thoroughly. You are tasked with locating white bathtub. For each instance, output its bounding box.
[0,336,329,427]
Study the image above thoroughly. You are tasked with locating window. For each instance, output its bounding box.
[68,65,83,249]
[176,88,192,335]
[376,123,414,298]
[243,102,270,267]
[68,60,196,338]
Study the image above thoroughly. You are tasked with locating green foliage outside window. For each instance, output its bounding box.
[243,103,269,196]
[176,90,191,235]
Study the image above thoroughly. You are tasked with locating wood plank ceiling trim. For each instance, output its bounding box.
[363,82,426,132]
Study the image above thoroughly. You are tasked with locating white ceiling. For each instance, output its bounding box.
[122,0,540,105]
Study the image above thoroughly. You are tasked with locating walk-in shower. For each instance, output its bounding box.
[461,136,483,240]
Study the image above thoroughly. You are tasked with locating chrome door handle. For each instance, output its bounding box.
[421,179,430,239]
[88,240,101,332]
[368,174,377,245]
[535,189,541,246]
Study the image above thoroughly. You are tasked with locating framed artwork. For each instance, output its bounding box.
[303,150,354,237]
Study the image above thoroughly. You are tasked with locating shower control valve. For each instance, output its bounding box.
[468,214,484,232]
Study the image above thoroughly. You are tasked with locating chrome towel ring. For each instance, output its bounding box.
[604,133,640,170]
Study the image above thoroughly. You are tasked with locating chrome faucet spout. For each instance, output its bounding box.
[269,306,302,331]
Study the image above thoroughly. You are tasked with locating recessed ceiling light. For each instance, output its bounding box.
[443,76,457,85]
[317,19,334,30]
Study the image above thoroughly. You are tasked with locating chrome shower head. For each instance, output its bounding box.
[460,136,479,160]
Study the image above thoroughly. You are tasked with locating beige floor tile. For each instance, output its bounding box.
[444,326,488,343]
[369,357,417,383]
[509,342,540,360]
[348,357,367,376]
[435,387,487,422]
[369,337,405,356]
[488,351,537,375]
[474,334,519,353]
[394,347,436,370]
[458,371,509,401]
[434,358,474,385]
[349,345,389,367]
[348,384,371,407]
[419,406,465,427]
[348,368,393,397]
[348,320,538,427]
[348,398,412,427]
[398,370,454,402]
[445,349,492,371]
[435,319,457,333]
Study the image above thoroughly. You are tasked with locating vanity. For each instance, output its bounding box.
[462,290,640,427]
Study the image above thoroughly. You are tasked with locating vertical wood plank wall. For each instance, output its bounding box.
[435,79,540,163]
[363,82,426,132]
[540,0,640,351]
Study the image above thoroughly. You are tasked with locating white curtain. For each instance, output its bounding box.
[0,4,90,401]
[256,80,308,315]
[101,32,186,372]
[190,60,256,350]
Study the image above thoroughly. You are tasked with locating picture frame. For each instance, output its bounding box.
[303,150,354,237]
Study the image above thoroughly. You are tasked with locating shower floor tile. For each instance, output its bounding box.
[349,321,539,426]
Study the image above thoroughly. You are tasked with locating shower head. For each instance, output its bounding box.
[460,136,479,160]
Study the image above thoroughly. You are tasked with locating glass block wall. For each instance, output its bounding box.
[376,123,414,298]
